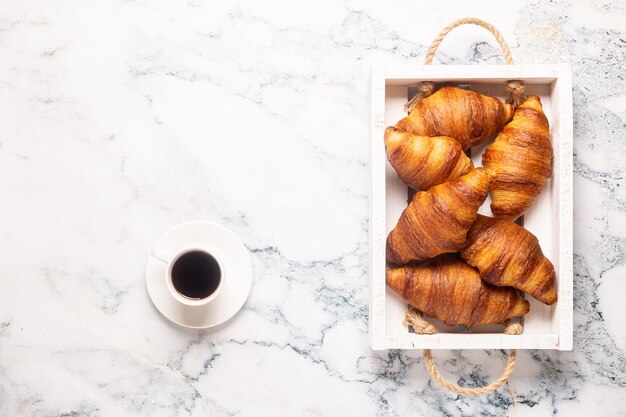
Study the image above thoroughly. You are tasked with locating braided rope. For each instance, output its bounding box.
[424,17,514,65]
[404,17,526,113]
[401,18,527,396]
[423,349,517,396]
[403,310,522,396]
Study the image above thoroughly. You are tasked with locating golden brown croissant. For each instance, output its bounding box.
[483,96,552,219]
[395,86,514,149]
[384,126,474,190]
[460,215,557,305]
[386,168,494,264]
[386,254,530,327]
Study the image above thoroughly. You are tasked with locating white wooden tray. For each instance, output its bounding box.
[369,64,573,350]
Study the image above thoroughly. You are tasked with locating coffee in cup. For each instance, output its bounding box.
[171,250,221,300]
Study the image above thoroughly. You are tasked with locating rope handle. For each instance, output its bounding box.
[404,310,523,396]
[424,17,514,65]
[404,17,526,113]
[399,18,526,396]
[424,349,517,396]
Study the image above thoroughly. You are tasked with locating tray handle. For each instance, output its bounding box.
[404,310,523,396]
[400,18,527,396]
[405,17,526,113]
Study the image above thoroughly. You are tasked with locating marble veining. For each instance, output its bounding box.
[0,0,625,416]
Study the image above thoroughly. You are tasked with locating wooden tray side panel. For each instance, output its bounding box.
[369,68,389,350]
[554,67,574,351]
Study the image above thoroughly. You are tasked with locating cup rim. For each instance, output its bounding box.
[165,248,224,307]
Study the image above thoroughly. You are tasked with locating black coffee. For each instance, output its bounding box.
[171,251,221,300]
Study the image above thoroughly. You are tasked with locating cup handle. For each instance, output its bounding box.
[151,247,172,264]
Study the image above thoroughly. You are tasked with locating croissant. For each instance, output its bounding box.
[386,168,494,264]
[483,96,552,219]
[395,86,514,149]
[386,254,530,327]
[384,126,474,190]
[460,215,557,305]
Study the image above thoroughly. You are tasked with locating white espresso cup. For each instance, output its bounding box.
[153,247,224,308]
[146,221,253,329]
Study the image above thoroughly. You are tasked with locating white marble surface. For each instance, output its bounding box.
[0,0,624,415]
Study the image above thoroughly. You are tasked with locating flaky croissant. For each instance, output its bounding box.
[483,96,552,219]
[384,126,474,190]
[386,168,494,264]
[395,86,514,149]
[386,254,530,327]
[460,215,557,305]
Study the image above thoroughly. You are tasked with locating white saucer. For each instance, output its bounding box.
[146,221,252,329]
